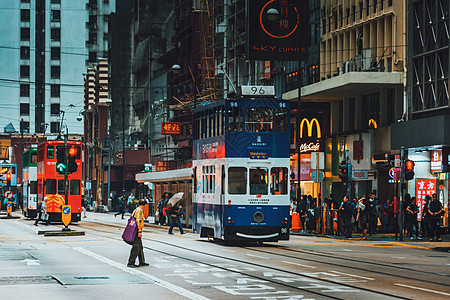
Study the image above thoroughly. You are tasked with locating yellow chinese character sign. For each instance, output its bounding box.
[161,122,181,135]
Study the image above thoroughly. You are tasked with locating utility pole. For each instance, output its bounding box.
[63,127,70,231]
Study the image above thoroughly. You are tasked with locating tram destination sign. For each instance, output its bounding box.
[240,85,275,96]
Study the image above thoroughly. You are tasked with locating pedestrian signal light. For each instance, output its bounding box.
[68,147,78,173]
[404,160,415,181]
[6,173,11,180]
[339,161,348,183]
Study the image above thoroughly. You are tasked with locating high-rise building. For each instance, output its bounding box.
[0,0,115,135]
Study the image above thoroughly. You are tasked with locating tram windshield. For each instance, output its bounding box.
[228,167,247,194]
[250,168,268,195]
[245,108,273,132]
[270,167,288,195]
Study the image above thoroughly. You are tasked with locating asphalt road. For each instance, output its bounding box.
[0,212,449,300]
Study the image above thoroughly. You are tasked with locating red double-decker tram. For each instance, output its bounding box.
[37,140,83,222]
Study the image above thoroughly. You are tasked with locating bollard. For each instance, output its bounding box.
[291,212,302,232]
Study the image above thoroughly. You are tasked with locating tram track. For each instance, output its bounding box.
[73,221,414,300]
[242,245,450,286]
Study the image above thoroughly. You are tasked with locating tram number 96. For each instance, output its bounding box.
[279,103,286,108]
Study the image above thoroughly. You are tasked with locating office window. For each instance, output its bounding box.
[51,10,60,22]
[21,28,30,41]
[366,0,370,16]
[51,47,60,60]
[21,9,30,22]
[51,0,61,3]
[21,0,30,2]
[51,103,60,115]
[51,28,60,41]
[374,0,377,13]
[21,121,30,133]
[20,65,30,78]
[51,66,60,79]
[20,84,30,97]
[352,5,356,22]
[88,51,97,62]
[50,121,60,133]
[359,2,363,19]
[50,84,60,97]
[20,103,30,116]
[388,0,392,6]
[89,32,97,45]
[20,46,30,59]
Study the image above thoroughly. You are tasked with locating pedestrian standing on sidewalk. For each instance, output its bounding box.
[428,193,443,242]
[367,193,378,235]
[356,196,368,240]
[339,195,353,239]
[421,195,431,238]
[127,200,149,268]
[157,193,169,225]
[405,197,420,239]
[382,197,394,233]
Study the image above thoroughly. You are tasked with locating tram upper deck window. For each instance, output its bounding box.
[245,108,273,132]
[250,168,268,195]
[47,146,55,159]
[228,167,247,194]
[228,107,242,132]
[46,179,57,194]
[270,167,288,195]
[275,108,288,132]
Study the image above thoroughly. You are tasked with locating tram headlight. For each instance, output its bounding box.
[253,211,264,223]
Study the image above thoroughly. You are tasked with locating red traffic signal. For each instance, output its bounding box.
[6,173,11,180]
[405,160,415,171]
[68,147,77,157]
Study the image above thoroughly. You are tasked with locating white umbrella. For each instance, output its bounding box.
[167,192,184,208]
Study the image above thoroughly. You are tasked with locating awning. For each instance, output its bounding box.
[283,71,403,101]
[135,168,192,183]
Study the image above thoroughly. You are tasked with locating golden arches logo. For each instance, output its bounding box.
[368,119,378,129]
[300,118,321,139]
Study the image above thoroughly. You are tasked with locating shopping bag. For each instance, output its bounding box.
[122,215,138,245]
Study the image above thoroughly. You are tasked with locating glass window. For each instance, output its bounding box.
[51,28,60,41]
[70,180,80,195]
[31,152,37,164]
[228,167,247,194]
[245,107,273,132]
[202,165,215,194]
[51,66,60,79]
[20,103,29,116]
[30,181,37,194]
[20,46,30,59]
[51,47,60,60]
[21,28,30,41]
[58,180,65,194]
[20,65,30,78]
[46,179,57,194]
[275,108,288,132]
[51,103,60,115]
[270,167,288,195]
[228,107,242,132]
[250,168,268,195]
[20,84,30,97]
[21,9,30,22]
[47,146,55,159]
[51,84,60,97]
[51,10,60,22]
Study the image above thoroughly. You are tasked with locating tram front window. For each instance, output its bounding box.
[270,167,288,195]
[250,168,268,195]
[245,108,273,132]
[228,167,247,194]
[46,179,57,194]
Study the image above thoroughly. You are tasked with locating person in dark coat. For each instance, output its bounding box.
[428,194,443,242]
[114,195,125,219]
[157,192,169,225]
[339,195,354,239]
[357,196,369,240]
[168,202,185,235]
[421,195,431,238]
[405,197,420,239]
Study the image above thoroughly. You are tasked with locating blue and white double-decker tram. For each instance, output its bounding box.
[192,89,290,242]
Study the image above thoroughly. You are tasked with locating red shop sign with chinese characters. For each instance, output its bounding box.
[161,122,181,135]
[415,178,436,221]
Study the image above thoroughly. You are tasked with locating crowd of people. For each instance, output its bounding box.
[291,192,445,241]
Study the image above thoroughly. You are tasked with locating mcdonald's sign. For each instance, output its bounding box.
[300,118,321,139]
[368,119,378,129]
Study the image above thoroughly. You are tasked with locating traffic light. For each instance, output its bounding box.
[405,160,415,181]
[339,160,348,183]
[56,147,66,175]
[6,173,11,185]
[67,147,78,173]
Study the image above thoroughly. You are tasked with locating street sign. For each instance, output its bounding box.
[310,170,324,183]
[310,152,325,169]
[4,190,13,199]
[61,205,71,227]
[394,155,400,167]
[6,201,12,214]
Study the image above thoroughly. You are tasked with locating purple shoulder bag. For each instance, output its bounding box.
[122,213,138,245]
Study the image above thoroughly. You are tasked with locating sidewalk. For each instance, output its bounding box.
[290,230,450,252]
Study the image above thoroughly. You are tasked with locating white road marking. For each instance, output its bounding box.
[21,259,41,266]
[74,247,210,300]
[392,256,405,259]
[222,249,236,253]
[282,261,316,269]
[246,253,270,260]
[342,249,353,252]
[394,283,450,296]
[330,270,375,281]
